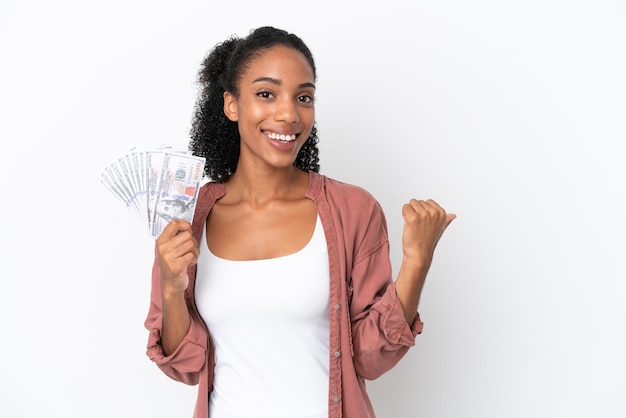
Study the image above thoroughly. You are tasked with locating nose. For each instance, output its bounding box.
[274,97,299,123]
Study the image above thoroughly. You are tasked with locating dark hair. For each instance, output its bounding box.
[189,26,320,182]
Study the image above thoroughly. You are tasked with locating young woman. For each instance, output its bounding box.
[145,26,455,418]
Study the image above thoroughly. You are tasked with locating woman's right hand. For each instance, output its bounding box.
[156,219,199,297]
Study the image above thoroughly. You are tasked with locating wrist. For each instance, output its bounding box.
[161,286,187,302]
[400,254,431,274]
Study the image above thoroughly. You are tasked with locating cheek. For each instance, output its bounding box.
[302,108,315,134]
[238,100,268,122]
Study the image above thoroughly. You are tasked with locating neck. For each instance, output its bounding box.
[226,164,308,205]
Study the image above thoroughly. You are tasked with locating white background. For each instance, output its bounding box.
[1,1,625,417]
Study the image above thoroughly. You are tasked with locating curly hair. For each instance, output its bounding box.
[189,26,320,182]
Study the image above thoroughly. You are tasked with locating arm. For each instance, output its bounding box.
[395,199,456,323]
[156,220,197,355]
[145,219,207,384]
[349,199,455,380]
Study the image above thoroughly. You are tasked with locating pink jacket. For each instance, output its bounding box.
[145,171,423,417]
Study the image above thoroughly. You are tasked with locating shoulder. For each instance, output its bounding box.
[314,172,381,212]
[312,172,390,255]
[191,180,226,237]
[197,179,226,200]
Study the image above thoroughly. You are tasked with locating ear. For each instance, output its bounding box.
[223,91,238,122]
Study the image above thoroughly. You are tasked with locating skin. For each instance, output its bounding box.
[156,45,455,355]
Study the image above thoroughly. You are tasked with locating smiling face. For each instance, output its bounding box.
[223,45,316,172]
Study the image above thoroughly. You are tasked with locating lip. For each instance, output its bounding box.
[264,130,298,142]
[264,130,299,151]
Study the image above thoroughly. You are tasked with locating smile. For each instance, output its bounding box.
[267,132,297,142]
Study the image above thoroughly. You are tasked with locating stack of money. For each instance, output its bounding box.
[101,146,206,238]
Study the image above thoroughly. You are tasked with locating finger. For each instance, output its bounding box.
[423,199,448,215]
[179,248,199,266]
[166,232,199,260]
[407,198,440,213]
[404,199,428,214]
[158,238,199,276]
[407,200,446,223]
[402,202,422,220]
[444,213,457,229]
[157,219,192,242]
[437,213,456,237]
[164,242,199,266]
[156,229,198,269]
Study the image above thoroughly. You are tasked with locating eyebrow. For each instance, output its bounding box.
[252,76,315,90]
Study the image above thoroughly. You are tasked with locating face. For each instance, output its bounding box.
[223,45,316,171]
[156,200,185,217]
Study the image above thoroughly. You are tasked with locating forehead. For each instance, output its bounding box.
[241,45,315,83]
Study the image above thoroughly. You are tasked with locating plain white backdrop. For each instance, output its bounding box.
[1,1,625,417]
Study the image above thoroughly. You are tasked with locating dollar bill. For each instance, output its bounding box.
[101,146,206,238]
[149,151,205,237]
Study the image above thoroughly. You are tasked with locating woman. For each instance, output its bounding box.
[145,26,455,418]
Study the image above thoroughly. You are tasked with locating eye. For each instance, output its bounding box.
[298,94,315,104]
[256,90,274,99]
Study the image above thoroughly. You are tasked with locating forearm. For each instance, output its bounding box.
[161,290,191,356]
[394,256,431,324]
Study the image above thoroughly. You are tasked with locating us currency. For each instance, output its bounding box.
[101,146,206,238]
[149,151,205,237]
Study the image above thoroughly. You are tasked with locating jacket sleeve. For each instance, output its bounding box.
[144,248,208,385]
[348,201,424,381]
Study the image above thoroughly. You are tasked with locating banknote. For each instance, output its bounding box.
[101,146,206,237]
[148,151,205,237]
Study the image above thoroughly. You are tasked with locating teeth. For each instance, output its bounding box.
[268,132,296,142]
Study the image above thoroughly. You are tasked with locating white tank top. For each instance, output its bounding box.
[195,215,330,418]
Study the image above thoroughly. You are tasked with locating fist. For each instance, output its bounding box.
[401,199,456,264]
[156,219,199,295]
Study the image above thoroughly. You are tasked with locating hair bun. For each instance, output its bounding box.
[199,36,240,88]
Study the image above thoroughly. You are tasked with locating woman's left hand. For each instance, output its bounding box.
[401,199,456,267]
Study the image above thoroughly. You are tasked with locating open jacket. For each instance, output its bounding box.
[145,171,423,418]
